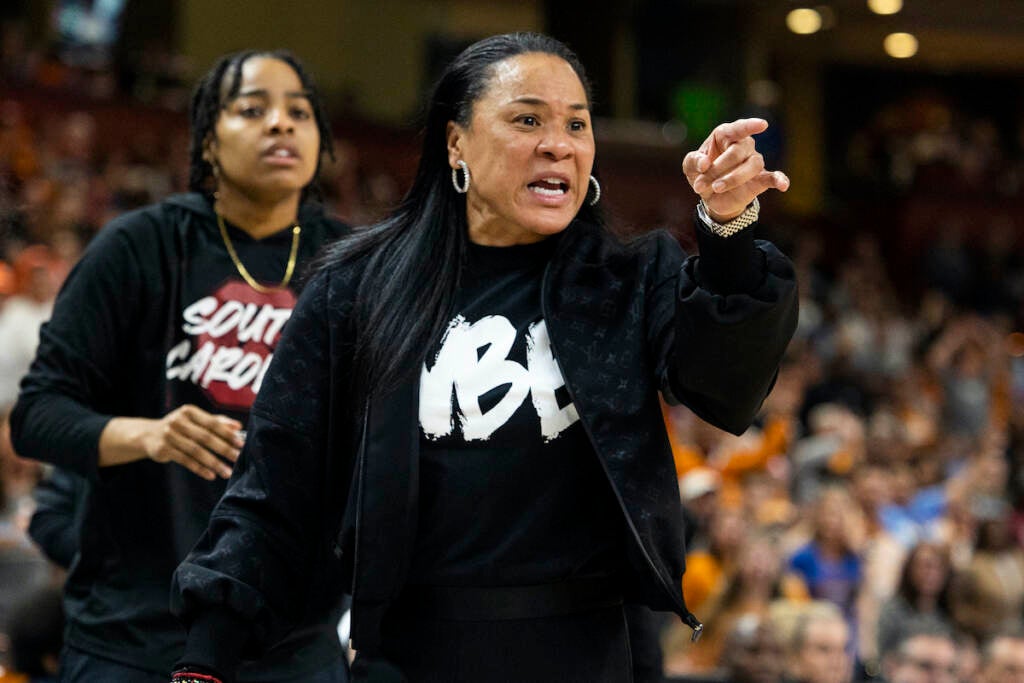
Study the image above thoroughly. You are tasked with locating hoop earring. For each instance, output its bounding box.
[588,175,601,206]
[451,160,470,194]
[207,156,221,182]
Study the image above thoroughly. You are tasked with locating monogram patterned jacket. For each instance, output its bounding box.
[172,216,799,676]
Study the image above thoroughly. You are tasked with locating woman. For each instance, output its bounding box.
[9,51,349,681]
[172,32,797,683]
[876,541,956,662]
[786,486,864,619]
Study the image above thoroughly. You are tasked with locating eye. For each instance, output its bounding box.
[239,106,264,118]
[516,115,539,127]
[569,119,588,132]
[290,107,312,120]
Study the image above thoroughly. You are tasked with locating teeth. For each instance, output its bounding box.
[272,149,292,157]
[530,185,565,196]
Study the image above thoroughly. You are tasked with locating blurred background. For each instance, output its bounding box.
[1,1,1024,681]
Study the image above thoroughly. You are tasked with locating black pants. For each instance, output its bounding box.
[376,603,634,683]
[59,645,349,683]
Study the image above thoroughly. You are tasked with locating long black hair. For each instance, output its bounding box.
[187,49,334,201]
[321,32,600,398]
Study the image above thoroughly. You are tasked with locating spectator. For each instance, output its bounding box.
[926,315,1004,440]
[0,245,58,410]
[784,600,853,683]
[950,497,1024,643]
[717,613,785,683]
[786,486,864,622]
[876,541,956,662]
[880,624,958,683]
[975,629,1024,683]
[666,532,801,674]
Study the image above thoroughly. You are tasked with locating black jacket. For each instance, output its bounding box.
[10,193,349,678]
[172,217,798,679]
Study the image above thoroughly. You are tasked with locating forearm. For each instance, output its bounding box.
[98,416,156,467]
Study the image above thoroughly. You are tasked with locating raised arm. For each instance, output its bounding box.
[652,119,799,434]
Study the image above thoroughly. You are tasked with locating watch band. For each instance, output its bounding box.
[696,197,760,238]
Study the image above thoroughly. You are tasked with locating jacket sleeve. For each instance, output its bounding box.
[649,219,798,435]
[171,266,342,681]
[28,467,88,569]
[9,219,147,481]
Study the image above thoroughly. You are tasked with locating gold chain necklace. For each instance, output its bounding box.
[216,213,301,294]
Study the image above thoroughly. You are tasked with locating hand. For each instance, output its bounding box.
[142,405,243,481]
[682,118,790,222]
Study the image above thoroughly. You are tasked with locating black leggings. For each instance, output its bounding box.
[378,603,634,683]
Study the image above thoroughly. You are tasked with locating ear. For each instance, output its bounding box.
[446,120,464,169]
[202,133,218,165]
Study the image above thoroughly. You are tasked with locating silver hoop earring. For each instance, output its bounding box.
[451,160,470,194]
[588,175,601,206]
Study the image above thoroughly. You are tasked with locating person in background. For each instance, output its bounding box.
[784,601,852,683]
[0,245,59,411]
[876,541,956,665]
[8,50,350,682]
[786,486,864,621]
[880,624,958,683]
[975,629,1024,683]
[718,613,786,683]
[950,497,1024,645]
[170,31,797,683]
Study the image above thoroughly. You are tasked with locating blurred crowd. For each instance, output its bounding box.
[842,89,1024,200]
[660,218,1024,681]
[2,57,1024,683]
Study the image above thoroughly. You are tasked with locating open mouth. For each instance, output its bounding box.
[264,144,299,160]
[528,178,569,196]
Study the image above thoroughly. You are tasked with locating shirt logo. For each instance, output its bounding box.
[165,280,296,410]
[420,315,579,442]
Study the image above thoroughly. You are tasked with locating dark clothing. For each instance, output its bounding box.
[378,602,633,683]
[28,467,88,569]
[59,645,347,683]
[9,193,349,679]
[415,237,623,586]
[624,603,670,683]
[172,216,799,681]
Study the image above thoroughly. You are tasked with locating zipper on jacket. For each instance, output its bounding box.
[349,407,370,596]
[540,260,703,642]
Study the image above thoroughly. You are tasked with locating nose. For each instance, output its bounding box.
[266,105,294,134]
[536,129,573,160]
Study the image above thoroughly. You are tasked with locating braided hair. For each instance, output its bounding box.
[187,49,334,201]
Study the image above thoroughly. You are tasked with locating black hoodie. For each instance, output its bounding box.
[10,193,349,678]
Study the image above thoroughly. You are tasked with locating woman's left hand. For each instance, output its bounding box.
[682,118,790,222]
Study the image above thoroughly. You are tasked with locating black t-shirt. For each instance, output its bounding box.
[163,217,305,551]
[413,236,624,586]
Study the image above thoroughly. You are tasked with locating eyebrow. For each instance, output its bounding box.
[234,88,312,100]
[509,96,589,110]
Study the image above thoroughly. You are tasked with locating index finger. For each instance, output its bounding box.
[700,118,770,161]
